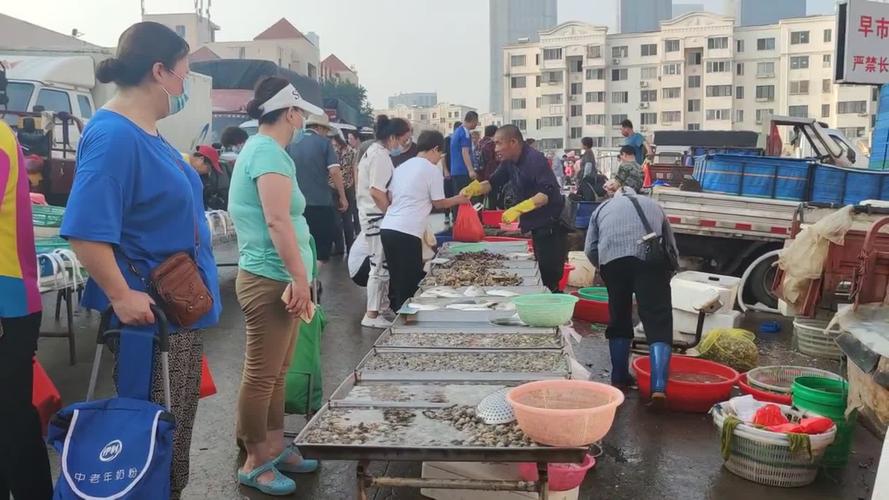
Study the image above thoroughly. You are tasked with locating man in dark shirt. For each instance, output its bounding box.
[460,125,567,291]
[286,114,347,263]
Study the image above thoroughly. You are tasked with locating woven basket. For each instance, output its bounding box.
[793,319,843,360]
[746,366,844,395]
[711,403,836,488]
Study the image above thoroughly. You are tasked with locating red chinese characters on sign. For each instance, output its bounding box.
[859,15,889,39]
[852,55,889,73]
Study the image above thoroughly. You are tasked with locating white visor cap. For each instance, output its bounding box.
[260,84,324,117]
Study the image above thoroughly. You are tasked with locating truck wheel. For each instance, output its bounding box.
[745,255,779,309]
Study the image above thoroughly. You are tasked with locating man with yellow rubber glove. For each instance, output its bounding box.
[460,125,567,291]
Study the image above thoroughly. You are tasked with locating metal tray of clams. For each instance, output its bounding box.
[418,272,541,289]
[431,252,537,269]
[374,328,564,350]
[354,347,572,381]
[327,374,525,408]
[389,318,556,334]
[293,402,587,463]
[415,285,549,298]
[396,296,519,323]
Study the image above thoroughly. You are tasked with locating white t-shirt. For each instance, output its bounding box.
[356,142,394,226]
[380,156,445,238]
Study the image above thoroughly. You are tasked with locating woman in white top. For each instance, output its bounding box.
[355,115,412,328]
[380,130,469,308]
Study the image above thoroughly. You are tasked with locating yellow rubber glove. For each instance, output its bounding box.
[502,198,537,223]
[460,180,484,198]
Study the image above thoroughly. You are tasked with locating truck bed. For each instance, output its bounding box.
[651,188,804,242]
[651,188,887,243]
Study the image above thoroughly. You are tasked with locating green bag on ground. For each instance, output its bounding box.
[284,236,324,415]
[284,305,326,415]
[698,328,759,372]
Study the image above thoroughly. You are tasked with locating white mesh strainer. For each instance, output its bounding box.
[476,388,516,424]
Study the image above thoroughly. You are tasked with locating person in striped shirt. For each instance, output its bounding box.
[0,120,52,499]
[585,186,677,407]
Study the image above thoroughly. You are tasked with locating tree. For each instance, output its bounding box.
[321,79,373,126]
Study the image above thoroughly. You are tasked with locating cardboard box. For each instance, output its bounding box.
[420,462,579,500]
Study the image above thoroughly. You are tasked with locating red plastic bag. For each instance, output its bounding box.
[32,358,62,436]
[453,204,484,242]
[753,404,789,427]
[800,417,834,434]
[199,354,217,398]
[766,423,804,433]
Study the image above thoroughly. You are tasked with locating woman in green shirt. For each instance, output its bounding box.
[228,76,324,496]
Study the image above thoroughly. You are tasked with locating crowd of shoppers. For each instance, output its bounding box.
[0,20,677,500]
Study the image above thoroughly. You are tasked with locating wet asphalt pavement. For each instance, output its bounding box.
[34,239,882,500]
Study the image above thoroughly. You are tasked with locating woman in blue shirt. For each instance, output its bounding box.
[60,22,220,499]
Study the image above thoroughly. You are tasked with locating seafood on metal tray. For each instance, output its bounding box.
[442,251,508,266]
[378,332,559,349]
[363,351,566,373]
[423,267,522,287]
[302,406,534,447]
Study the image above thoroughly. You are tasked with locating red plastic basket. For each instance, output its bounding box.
[632,355,739,413]
[571,292,610,324]
[737,373,792,405]
[481,210,505,227]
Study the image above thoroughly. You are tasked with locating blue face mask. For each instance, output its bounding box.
[162,70,190,116]
[389,145,404,157]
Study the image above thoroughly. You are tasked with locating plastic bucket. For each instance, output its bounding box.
[792,377,847,407]
[517,454,596,492]
[792,376,854,468]
[821,419,856,468]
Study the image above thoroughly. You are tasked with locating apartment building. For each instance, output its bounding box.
[502,12,878,152]
[202,18,320,80]
[374,103,478,136]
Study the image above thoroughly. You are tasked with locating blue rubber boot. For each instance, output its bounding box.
[608,338,636,389]
[648,342,672,408]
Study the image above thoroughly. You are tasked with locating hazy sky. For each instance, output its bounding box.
[2,0,838,112]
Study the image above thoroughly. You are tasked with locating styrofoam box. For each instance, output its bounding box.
[671,271,741,314]
[672,309,742,335]
[633,310,742,343]
[421,462,579,500]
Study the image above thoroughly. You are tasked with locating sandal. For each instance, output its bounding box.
[237,461,296,496]
[274,445,320,474]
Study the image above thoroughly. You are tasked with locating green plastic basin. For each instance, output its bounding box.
[512,294,579,327]
[577,287,609,302]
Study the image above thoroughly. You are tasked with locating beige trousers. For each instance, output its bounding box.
[235,270,299,444]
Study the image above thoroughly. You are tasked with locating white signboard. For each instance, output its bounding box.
[837,0,889,85]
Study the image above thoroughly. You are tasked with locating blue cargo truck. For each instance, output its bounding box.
[651,115,879,309]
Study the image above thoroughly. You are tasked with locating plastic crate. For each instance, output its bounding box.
[32,205,66,227]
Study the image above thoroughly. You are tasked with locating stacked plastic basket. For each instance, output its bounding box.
[871,84,889,171]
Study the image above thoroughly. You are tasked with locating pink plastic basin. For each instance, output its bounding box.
[506,380,624,447]
[518,453,596,492]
